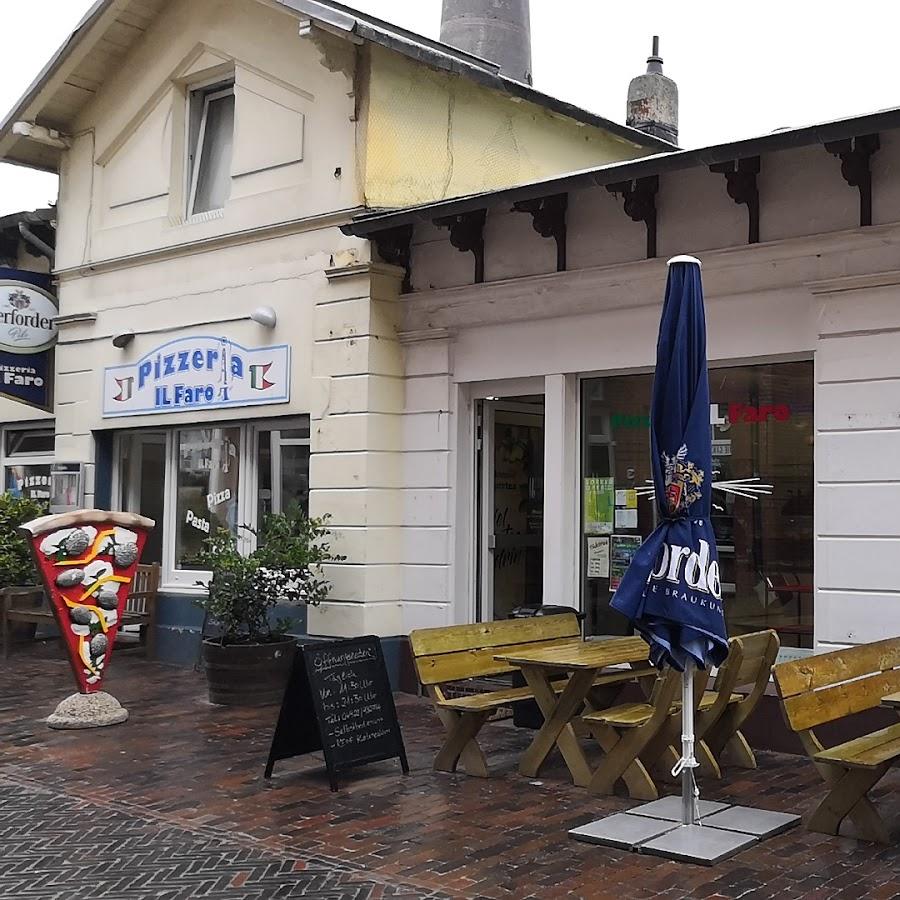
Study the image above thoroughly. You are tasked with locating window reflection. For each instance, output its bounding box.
[581,361,814,647]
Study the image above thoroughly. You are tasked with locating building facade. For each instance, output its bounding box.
[348,116,900,663]
[0,0,666,666]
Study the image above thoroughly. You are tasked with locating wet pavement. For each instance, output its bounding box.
[0,641,898,898]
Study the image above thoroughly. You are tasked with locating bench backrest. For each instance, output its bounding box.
[124,563,160,615]
[703,629,777,724]
[720,629,779,693]
[773,637,900,732]
[410,614,581,686]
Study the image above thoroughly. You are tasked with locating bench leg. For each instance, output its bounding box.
[705,706,756,769]
[434,710,490,775]
[696,739,721,779]
[587,722,658,800]
[718,731,756,769]
[807,763,891,843]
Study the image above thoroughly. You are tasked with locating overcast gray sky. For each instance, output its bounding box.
[2,0,900,216]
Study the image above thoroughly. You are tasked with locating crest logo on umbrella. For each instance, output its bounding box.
[662,443,704,515]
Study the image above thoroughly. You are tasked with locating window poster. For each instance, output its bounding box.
[615,507,638,529]
[609,534,643,591]
[586,536,610,579]
[584,476,614,534]
[4,464,51,501]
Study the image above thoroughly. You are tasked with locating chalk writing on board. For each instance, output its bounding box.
[265,636,409,791]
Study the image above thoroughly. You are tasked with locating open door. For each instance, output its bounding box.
[478,398,545,621]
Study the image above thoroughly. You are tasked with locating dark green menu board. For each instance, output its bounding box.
[264,636,409,791]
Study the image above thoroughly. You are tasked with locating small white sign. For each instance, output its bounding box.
[615,508,638,529]
[0,281,59,353]
[586,537,610,579]
[103,335,290,418]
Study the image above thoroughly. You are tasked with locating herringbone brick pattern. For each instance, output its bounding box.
[1,643,899,898]
[0,777,446,899]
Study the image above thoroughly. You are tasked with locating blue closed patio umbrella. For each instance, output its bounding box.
[611,255,728,825]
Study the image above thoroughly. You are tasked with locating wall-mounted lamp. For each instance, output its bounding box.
[112,329,135,349]
[250,306,277,328]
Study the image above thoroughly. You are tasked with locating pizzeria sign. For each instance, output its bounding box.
[102,335,290,418]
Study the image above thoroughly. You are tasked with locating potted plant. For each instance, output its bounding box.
[0,492,48,643]
[196,507,343,706]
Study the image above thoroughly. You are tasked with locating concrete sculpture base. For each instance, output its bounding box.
[47,692,129,729]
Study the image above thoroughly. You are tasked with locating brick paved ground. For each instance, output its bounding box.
[1,643,899,899]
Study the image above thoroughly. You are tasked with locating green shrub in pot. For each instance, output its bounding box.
[0,493,47,588]
[0,492,49,643]
[194,506,345,706]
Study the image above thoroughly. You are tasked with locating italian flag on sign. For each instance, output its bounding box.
[250,362,274,391]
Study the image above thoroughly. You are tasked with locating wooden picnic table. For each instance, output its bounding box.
[494,636,651,787]
[881,691,900,709]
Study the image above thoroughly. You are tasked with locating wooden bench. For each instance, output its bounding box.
[0,563,161,661]
[773,637,900,843]
[410,614,654,777]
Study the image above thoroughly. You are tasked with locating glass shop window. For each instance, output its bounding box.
[3,427,54,504]
[4,464,52,502]
[5,428,54,456]
[117,432,167,566]
[175,427,241,570]
[580,361,814,648]
[257,423,311,522]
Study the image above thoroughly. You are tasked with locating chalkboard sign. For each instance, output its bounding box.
[264,636,409,791]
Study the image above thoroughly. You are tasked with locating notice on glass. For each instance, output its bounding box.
[609,534,643,591]
[615,508,638,529]
[584,477,614,534]
[586,537,610,579]
[615,489,639,508]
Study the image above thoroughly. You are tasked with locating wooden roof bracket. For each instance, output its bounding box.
[372,224,414,293]
[605,176,659,259]
[434,209,487,284]
[710,156,760,244]
[824,133,880,227]
[511,193,568,272]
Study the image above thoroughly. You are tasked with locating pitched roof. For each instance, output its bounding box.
[0,0,672,172]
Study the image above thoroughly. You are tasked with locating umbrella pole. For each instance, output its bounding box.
[681,661,697,826]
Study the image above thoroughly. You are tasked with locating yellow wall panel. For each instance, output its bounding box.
[364,46,653,208]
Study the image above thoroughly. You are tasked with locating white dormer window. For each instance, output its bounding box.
[187,82,235,216]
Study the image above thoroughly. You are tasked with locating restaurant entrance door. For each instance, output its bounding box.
[478,398,545,621]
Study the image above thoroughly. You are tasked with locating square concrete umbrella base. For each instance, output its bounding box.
[569,796,800,866]
[628,796,729,821]
[639,823,757,865]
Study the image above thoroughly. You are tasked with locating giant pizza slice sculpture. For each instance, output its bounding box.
[20,510,155,727]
